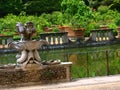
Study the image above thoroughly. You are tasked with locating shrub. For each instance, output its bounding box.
[97,5,109,14]
[61,0,94,28]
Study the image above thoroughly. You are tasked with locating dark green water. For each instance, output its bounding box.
[1,44,120,78]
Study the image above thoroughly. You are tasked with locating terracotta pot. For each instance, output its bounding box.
[99,25,109,30]
[0,34,5,36]
[74,28,85,39]
[74,30,85,36]
[58,26,70,32]
[43,27,53,32]
[64,27,85,39]
[59,26,85,38]
[65,28,75,37]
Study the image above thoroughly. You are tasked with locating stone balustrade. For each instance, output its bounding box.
[88,29,115,42]
[0,35,13,48]
[0,29,117,49]
[40,32,69,45]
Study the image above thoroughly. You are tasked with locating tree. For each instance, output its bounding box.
[0,0,62,17]
[0,0,23,16]
[110,0,120,11]
[61,0,94,28]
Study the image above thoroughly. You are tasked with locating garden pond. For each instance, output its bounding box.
[1,43,120,79]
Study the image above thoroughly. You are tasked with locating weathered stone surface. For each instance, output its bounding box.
[0,62,72,85]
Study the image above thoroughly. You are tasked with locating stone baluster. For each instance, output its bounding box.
[45,36,48,42]
[7,36,13,44]
[104,32,107,40]
[92,32,94,41]
[95,32,98,41]
[60,37,63,44]
[108,30,114,40]
[98,31,100,41]
[0,38,2,45]
[101,31,104,41]
[92,31,97,41]
[105,31,108,41]
[99,31,102,41]
[2,39,5,48]
[53,36,55,45]
[94,32,98,41]
[58,36,60,45]
[55,37,57,45]
[105,31,107,40]
[48,36,51,44]
[107,31,109,40]
[64,32,69,44]
[62,36,65,44]
[40,34,46,40]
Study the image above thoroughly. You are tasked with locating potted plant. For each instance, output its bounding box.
[53,27,60,32]
[61,0,93,38]
[39,15,52,32]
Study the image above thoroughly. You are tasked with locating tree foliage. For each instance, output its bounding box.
[61,0,94,28]
[1,0,120,17]
[0,0,62,17]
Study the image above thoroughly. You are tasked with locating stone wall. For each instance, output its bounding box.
[0,62,72,85]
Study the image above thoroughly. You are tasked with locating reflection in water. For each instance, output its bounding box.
[0,53,16,65]
[69,54,77,64]
[1,43,120,65]
[1,44,120,78]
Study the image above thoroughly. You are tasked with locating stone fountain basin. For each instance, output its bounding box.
[12,40,44,51]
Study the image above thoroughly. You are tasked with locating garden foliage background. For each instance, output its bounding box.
[0,0,62,16]
[1,0,120,78]
[1,0,120,38]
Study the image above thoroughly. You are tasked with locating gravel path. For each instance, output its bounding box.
[1,75,120,90]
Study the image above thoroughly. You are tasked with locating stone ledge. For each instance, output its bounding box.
[0,62,72,86]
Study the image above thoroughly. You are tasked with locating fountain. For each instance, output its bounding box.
[0,22,72,86]
[9,21,48,70]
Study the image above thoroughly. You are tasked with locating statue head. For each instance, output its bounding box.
[16,21,36,41]
[25,21,36,34]
[16,22,25,33]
